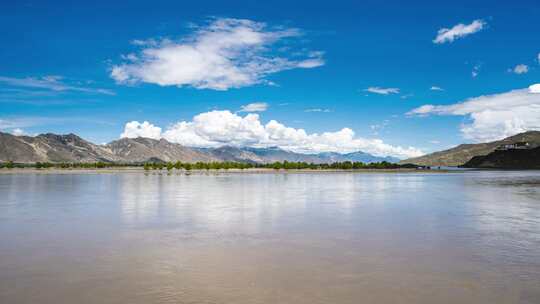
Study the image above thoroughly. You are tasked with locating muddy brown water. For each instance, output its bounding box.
[1,171,539,303]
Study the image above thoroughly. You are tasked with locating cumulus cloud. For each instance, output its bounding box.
[430,86,444,91]
[239,102,268,112]
[110,18,324,90]
[408,84,540,142]
[509,64,529,74]
[11,128,25,136]
[530,84,540,93]
[433,19,485,44]
[365,87,400,95]
[120,110,423,159]
[121,121,162,139]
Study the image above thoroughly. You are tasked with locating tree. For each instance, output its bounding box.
[6,161,14,169]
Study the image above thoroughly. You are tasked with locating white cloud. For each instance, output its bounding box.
[370,120,390,135]
[530,84,540,93]
[433,19,485,44]
[472,64,481,78]
[408,84,540,142]
[0,76,114,95]
[296,58,325,68]
[537,52,540,64]
[0,117,51,130]
[400,93,414,99]
[365,87,400,95]
[0,116,114,134]
[9,128,25,136]
[239,102,268,112]
[120,110,424,159]
[430,86,444,91]
[121,53,138,61]
[111,18,324,90]
[0,119,23,130]
[304,108,331,113]
[510,64,529,74]
[120,121,162,139]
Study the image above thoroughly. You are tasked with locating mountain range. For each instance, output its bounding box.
[400,131,540,166]
[3,131,539,167]
[0,132,399,164]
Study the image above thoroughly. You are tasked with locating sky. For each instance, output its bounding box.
[1,0,539,159]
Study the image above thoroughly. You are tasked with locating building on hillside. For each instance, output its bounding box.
[495,142,531,151]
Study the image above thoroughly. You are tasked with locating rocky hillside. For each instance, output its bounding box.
[0,132,118,163]
[462,146,540,169]
[106,137,219,163]
[0,131,402,164]
[201,146,266,163]
[400,131,540,166]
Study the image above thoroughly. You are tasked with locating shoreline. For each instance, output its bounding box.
[0,167,456,174]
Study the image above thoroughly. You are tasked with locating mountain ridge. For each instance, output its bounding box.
[462,146,540,169]
[400,131,540,166]
[0,131,398,164]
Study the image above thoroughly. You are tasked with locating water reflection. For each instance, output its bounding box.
[1,171,539,304]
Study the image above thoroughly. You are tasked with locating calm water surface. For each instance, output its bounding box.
[1,171,540,303]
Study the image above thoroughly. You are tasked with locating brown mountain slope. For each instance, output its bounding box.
[400,131,540,166]
[0,132,221,163]
[462,146,540,169]
[106,137,219,163]
[0,132,118,163]
[1,131,413,164]
[204,146,266,163]
[0,132,44,162]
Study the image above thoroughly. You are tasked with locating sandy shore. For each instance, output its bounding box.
[0,167,453,174]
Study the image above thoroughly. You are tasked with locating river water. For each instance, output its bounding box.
[1,171,539,303]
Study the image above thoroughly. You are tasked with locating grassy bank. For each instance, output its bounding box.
[0,160,438,174]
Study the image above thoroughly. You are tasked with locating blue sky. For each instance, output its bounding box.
[1,0,539,158]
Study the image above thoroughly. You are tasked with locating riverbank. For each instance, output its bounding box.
[0,167,454,174]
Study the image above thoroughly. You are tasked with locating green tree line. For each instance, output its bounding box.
[1,160,422,170]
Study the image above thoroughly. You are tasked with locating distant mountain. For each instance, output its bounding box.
[462,146,540,169]
[207,146,398,164]
[203,146,265,163]
[0,132,216,163]
[318,151,400,164]
[0,131,400,164]
[243,147,325,163]
[106,137,219,163]
[400,131,540,167]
